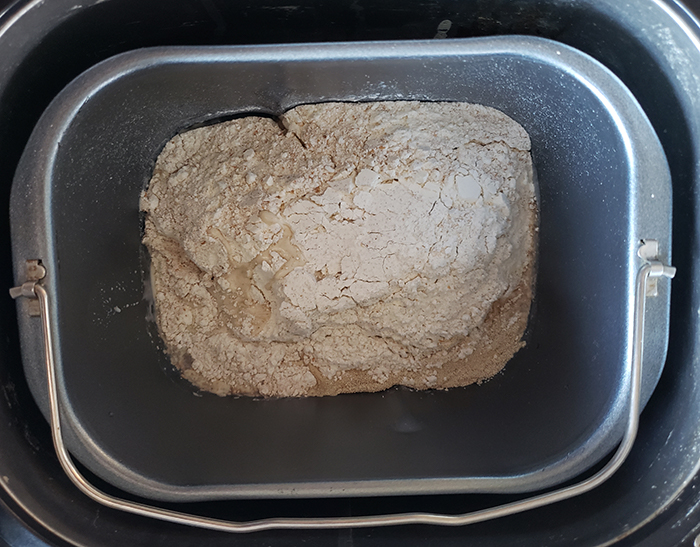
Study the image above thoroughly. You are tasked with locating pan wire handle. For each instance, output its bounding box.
[10,258,675,533]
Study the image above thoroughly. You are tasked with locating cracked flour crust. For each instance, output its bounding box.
[141,101,537,397]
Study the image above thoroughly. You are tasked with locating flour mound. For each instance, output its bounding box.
[141,101,537,397]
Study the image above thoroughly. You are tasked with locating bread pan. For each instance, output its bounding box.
[10,35,672,502]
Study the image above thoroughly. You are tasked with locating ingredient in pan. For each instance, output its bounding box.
[141,101,537,397]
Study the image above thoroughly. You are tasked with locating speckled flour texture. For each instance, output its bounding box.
[141,101,537,397]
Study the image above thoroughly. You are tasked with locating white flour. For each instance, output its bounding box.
[141,101,537,397]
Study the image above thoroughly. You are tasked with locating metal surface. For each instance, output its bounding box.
[9,36,672,502]
[7,255,676,531]
[0,1,698,546]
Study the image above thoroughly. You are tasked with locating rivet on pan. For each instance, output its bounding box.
[8,259,45,317]
[638,240,664,297]
[26,259,46,282]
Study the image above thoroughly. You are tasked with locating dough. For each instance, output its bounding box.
[141,101,537,397]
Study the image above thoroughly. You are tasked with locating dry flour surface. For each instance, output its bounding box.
[141,101,537,397]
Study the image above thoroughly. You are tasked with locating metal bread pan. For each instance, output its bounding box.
[10,35,672,502]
